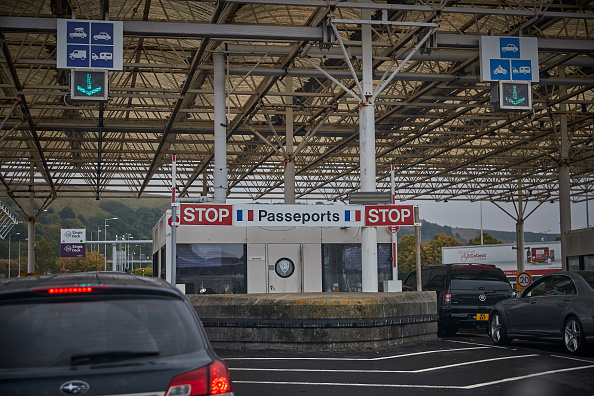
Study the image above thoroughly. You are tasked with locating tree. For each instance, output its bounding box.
[423,234,463,266]
[131,267,153,277]
[57,251,105,273]
[59,206,76,219]
[397,234,419,279]
[468,232,502,245]
[36,237,59,275]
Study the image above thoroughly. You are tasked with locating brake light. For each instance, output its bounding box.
[166,361,233,396]
[32,286,108,294]
[445,294,451,308]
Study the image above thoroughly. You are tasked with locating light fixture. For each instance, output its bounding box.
[348,191,392,205]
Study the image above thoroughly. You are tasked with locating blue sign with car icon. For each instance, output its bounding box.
[58,19,122,70]
[500,38,521,58]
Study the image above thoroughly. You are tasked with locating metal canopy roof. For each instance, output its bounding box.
[0,0,593,218]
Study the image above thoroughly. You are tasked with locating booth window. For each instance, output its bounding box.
[322,243,392,292]
[176,244,247,294]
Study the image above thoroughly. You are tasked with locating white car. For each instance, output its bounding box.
[69,49,87,60]
[93,32,111,41]
[501,43,519,52]
[69,28,87,39]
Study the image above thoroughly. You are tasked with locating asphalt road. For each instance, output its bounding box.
[216,331,594,396]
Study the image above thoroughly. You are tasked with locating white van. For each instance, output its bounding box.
[69,49,87,60]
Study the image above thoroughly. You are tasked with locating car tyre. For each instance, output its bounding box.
[490,312,511,345]
[564,316,587,355]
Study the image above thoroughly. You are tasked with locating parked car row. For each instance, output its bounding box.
[403,264,594,355]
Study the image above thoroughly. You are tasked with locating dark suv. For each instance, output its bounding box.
[403,264,513,336]
[0,272,234,396]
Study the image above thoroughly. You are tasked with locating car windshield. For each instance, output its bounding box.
[451,267,509,282]
[0,297,204,369]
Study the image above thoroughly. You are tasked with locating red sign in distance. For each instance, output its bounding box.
[168,216,179,228]
[365,205,415,226]
[180,204,233,226]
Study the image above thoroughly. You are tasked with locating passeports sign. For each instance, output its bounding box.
[177,204,418,227]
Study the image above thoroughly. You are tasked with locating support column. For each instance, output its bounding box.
[516,187,525,273]
[28,165,35,273]
[213,52,227,204]
[360,0,377,292]
[558,68,571,269]
[112,243,117,272]
[516,220,525,272]
[284,76,295,204]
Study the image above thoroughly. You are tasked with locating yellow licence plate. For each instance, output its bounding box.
[476,313,489,321]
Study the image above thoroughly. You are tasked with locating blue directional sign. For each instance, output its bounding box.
[480,36,538,82]
[57,19,122,70]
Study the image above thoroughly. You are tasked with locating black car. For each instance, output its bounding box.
[489,271,594,355]
[403,264,513,336]
[0,272,234,396]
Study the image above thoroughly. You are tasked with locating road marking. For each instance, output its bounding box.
[234,381,461,389]
[462,364,594,389]
[223,346,491,361]
[551,354,594,364]
[447,339,517,350]
[230,354,538,374]
[234,364,594,390]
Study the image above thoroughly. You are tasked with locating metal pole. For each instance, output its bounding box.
[28,165,35,273]
[213,52,227,204]
[558,68,571,269]
[284,76,295,204]
[171,154,177,286]
[480,201,484,245]
[18,239,21,276]
[414,206,422,291]
[112,242,117,272]
[390,164,398,281]
[8,234,10,278]
[360,0,378,292]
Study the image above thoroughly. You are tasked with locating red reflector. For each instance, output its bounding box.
[445,294,451,308]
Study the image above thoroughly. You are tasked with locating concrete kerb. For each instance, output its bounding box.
[188,292,438,351]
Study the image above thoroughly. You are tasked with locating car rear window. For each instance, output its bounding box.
[0,297,205,369]
[451,267,508,282]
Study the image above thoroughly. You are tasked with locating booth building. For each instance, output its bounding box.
[152,208,401,294]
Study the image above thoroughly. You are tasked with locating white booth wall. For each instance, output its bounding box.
[152,210,396,294]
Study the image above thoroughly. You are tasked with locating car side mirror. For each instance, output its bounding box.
[513,290,521,299]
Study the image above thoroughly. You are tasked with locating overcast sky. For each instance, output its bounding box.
[416,199,594,234]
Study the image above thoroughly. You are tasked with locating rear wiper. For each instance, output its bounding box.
[71,350,160,365]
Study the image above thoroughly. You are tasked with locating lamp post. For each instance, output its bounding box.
[8,232,20,278]
[104,217,118,270]
[97,227,101,253]
[543,229,551,242]
[18,238,26,277]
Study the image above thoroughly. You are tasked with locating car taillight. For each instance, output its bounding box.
[32,286,109,294]
[166,361,233,396]
[445,294,451,308]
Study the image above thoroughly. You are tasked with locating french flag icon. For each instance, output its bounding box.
[344,209,361,222]
[236,209,254,221]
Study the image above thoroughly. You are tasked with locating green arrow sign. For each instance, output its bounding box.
[71,69,108,101]
[77,73,102,96]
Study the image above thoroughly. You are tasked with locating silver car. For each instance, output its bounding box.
[489,271,594,355]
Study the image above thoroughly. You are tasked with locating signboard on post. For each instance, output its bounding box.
[479,36,539,83]
[60,228,86,258]
[177,204,418,228]
[57,19,123,70]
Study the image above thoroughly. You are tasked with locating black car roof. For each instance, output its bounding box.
[0,271,180,297]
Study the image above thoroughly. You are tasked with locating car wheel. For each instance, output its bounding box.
[564,316,587,355]
[490,312,511,345]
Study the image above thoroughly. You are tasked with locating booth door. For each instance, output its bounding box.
[267,244,302,293]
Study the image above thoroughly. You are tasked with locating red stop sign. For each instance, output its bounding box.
[168,215,179,228]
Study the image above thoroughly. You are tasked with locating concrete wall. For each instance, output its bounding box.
[188,291,438,351]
